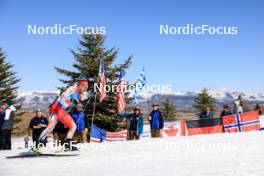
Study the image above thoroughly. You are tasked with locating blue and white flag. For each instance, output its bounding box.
[99,57,106,102]
[133,68,146,105]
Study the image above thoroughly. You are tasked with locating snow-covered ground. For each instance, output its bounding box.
[1,132,264,176]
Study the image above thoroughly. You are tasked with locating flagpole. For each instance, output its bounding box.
[123,68,127,131]
[143,67,150,115]
[90,54,104,141]
[91,92,97,130]
[142,67,150,139]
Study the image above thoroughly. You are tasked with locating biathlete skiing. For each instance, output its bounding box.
[38,78,90,151]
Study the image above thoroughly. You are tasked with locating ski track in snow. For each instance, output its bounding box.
[1,132,264,176]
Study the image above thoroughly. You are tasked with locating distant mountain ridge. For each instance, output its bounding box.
[141,90,264,112]
[17,91,59,111]
[17,90,264,112]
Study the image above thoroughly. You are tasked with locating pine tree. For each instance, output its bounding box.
[0,48,23,135]
[161,97,177,121]
[54,34,132,131]
[237,94,251,112]
[0,48,20,102]
[193,88,216,113]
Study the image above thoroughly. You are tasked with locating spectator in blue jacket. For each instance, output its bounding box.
[149,103,164,138]
[70,104,88,143]
[199,107,214,119]
[115,107,144,140]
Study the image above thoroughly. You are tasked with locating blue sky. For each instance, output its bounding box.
[0,0,263,92]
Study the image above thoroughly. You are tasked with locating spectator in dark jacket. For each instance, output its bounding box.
[0,104,5,136]
[255,103,262,115]
[0,100,16,150]
[115,106,144,140]
[29,109,48,147]
[220,105,232,118]
[0,104,5,142]
[149,103,164,138]
[70,104,89,143]
[199,107,214,119]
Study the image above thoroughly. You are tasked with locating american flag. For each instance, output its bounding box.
[90,124,127,142]
[99,57,106,102]
[116,69,126,113]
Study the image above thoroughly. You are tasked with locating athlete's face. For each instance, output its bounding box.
[79,81,88,92]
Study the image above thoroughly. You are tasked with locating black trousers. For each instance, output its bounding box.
[33,133,47,148]
[0,130,11,150]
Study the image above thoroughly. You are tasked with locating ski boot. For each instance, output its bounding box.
[31,147,42,155]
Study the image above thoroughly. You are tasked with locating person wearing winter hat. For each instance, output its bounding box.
[199,106,214,119]
[0,100,16,150]
[29,109,48,148]
[220,105,232,118]
[6,100,14,106]
[38,79,89,151]
[115,106,144,140]
[149,103,164,138]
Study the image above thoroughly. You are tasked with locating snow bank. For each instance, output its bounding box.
[1,132,264,176]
